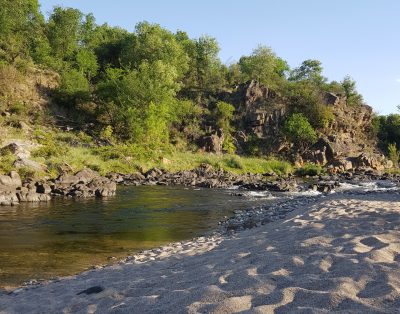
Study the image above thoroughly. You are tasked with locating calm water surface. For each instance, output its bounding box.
[0,186,276,288]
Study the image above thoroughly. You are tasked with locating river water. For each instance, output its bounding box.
[1,181,397,288]
[0,185,278,288]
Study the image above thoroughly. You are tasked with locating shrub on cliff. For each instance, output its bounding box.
[282,113,317,150]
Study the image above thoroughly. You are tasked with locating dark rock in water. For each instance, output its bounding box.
[36,182,51,194]
[309,181,339,193]
[230,192,244,197]
[77,286,104,295]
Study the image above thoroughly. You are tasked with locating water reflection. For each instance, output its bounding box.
[0,186,275,288]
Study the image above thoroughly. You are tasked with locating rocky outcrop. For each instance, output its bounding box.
[0,168,117,206]
[227,80,286,138]
[198,129,224,153]
[0,171,23,205]
[218,80,390,172]
[1,140,47,172]
[115,164,299,192]
[52,168,117,198]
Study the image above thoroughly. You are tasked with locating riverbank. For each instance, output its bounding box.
[1,189,399,313]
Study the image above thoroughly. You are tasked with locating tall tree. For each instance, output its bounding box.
[47,7,83,60]
[0,0,43,62]
[239,45,288,89]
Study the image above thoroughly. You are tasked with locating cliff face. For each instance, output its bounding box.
[221,80,390,171]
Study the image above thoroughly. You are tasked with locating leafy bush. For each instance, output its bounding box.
[8,102,28,115]
[32,143,66,158]
[56,68,91,105]
[100,125,114,142]
[244,136,263,156]
[388,143,399,167]
[17,167,37,180]
[224,156,243,169]
[0,150,16,174]
[282,113,317,149]
[295,163,323,176]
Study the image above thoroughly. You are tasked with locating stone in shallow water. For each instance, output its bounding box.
[77,286,104,295]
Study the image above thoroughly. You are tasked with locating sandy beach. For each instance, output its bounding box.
[0,191,399,313]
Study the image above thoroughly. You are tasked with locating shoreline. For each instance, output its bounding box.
[1,189,399,312]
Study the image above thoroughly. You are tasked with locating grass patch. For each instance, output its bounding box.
[295,163,323,176]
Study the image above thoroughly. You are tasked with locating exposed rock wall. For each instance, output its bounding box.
[220,80,389,171]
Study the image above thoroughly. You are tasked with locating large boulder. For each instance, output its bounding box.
[14,158,46,171]
[0,140,38,159]
[0,171,22,189]
[53,168,116,198]
[17,189,51,202]
[351,153,386,171]
[199,129,224,153]
[55,168,99,186]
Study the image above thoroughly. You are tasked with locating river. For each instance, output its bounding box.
[0,185,277,288]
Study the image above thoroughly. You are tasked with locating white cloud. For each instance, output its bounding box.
[397,78,400,83]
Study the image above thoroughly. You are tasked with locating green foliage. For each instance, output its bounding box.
[0,149,16,174]
[0,0,43,63]
[120,22,189,78]
[222,134,236,154]
[213,101,236,153]
[375,114,400,151]
[244,136,263,156]
[99,125,114,142]
[224,156,243,169]
[282,113,318,149]
[96,61,179,144]
[341,75,363,106]
[75,49,98,79]
[214,101,235,132]
[47,7,83,60]
[181,34,226,95]
[17,166,36,180]
[57,68,90,105]
[286,80,334,129]
[289,59,326,85]
[8,102,28,115]
[388,143,399,167]
[295,163,323,176]
[239,45,288,89]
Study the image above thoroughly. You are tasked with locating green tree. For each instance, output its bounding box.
[388,143,399,167]
[88,24,128,70]
[286,80,333,129]
[180,34,226,97]
[341,75,363,106]
[120,22,189,78]
[239,45,288,89]
[47,7,83,61]
[0,0,43,62]
[96,60,180,144]
[57,68,90,105]
[282,113,317,149]
[214,101,236,153]
[75,49,98,80]
[289,59,326,85]
[376,114,400,150]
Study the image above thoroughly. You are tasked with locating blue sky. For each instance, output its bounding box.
[39,0,400,115]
